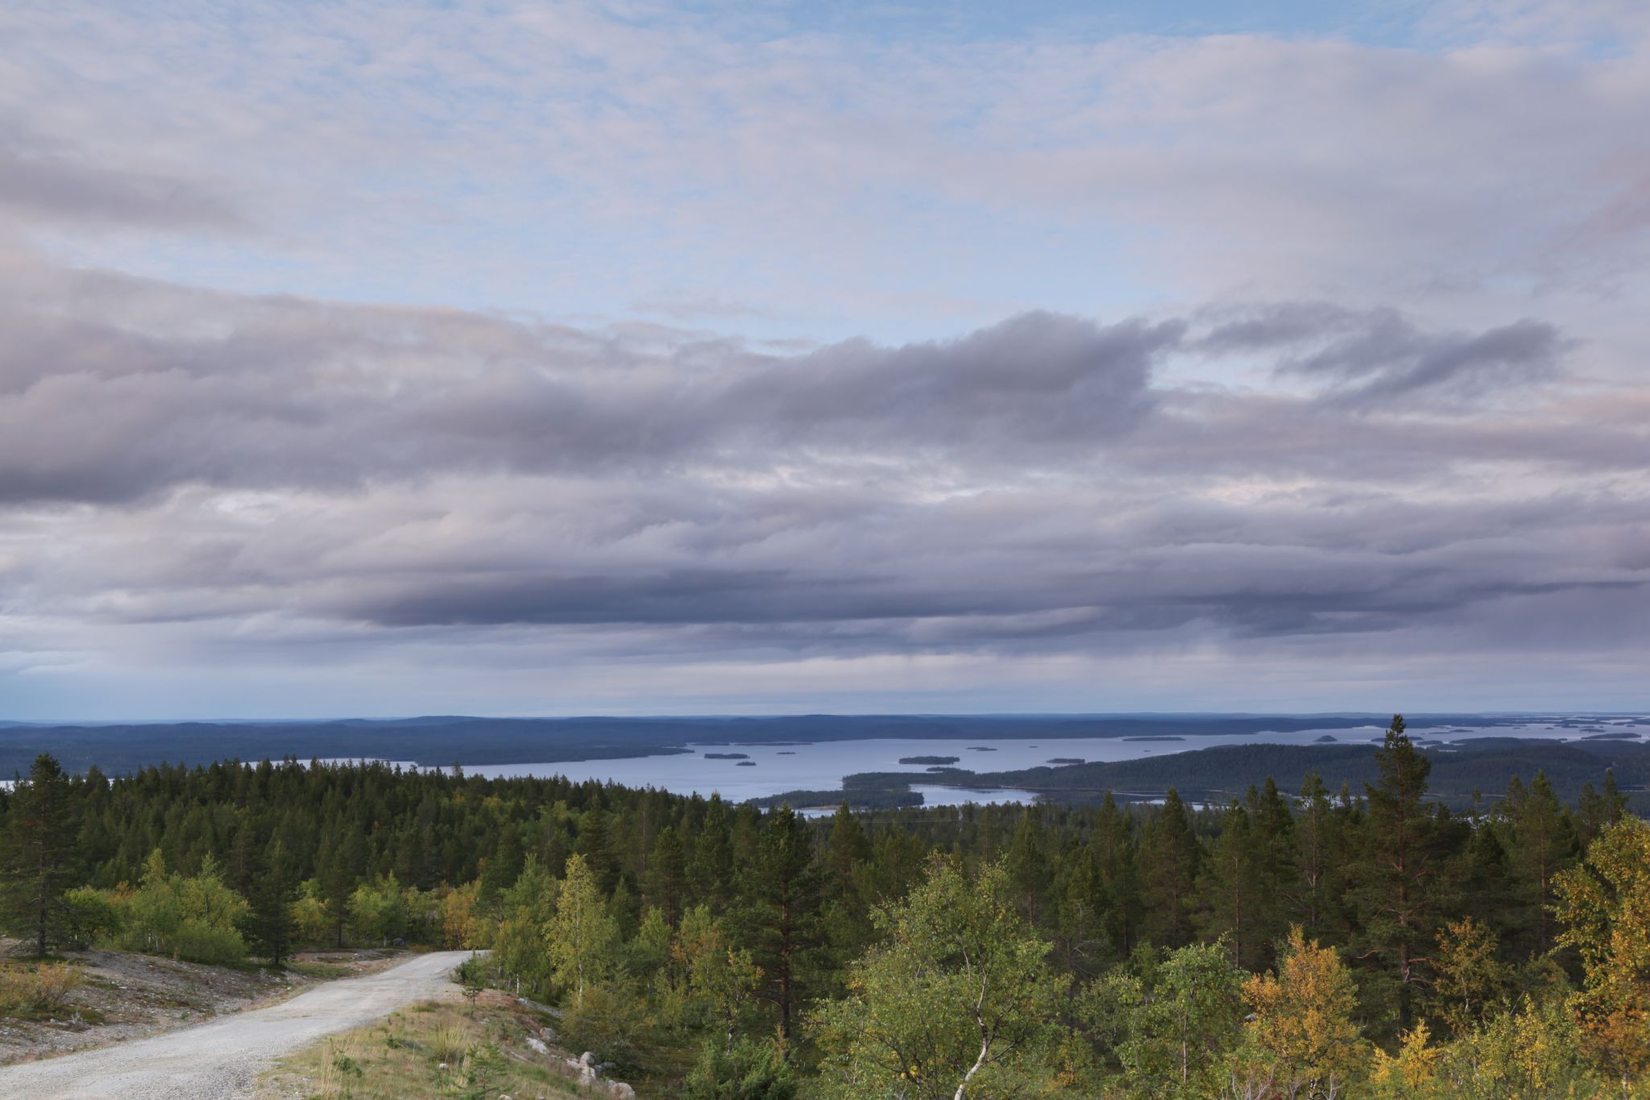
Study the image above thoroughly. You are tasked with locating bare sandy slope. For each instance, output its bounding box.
[0,950,473,1099]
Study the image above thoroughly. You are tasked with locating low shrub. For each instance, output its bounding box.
[683,1038,798,1100]
[558,978,656,1076]
[0,962,83,1018]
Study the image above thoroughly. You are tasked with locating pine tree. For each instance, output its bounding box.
[576,808,618,894]
[0,754,78,955]
[1054,839,1108,974]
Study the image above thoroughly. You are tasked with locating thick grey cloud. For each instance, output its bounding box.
[730,313,1176,451]
[0,280,1182,504]
[5,265,1643,681]
[1,268,1615,510]
[5,263,1644,681]
[1198,304,1565,406]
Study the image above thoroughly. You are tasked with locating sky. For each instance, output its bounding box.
[1,0,1647,720]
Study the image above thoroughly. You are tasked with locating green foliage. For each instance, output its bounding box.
[670,904,762,1041]
[1138,790,1201,949]
[100,849,252,964]
[1093,941,1247,1097]
[735,805,827,1041]
[558,974,657,1075]
[1350,715,1454,1033]
[1427,994,1604,1099]
[246,838,298,965]
[0,754,78,955]
[545,853,618,1009]
[349,872,409,946]
[9,721,1650,1096]
[290,878,333,945]
[61,884,124,949]
[683,1038,797,1100]
[811,854,1070,1099]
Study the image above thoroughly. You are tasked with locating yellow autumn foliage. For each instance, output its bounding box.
[1553,815,1650,1077]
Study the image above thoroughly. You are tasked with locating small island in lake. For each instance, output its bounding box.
[899,755,961,765]
[705,752,750,760]
[1123,735,1184,742]
[736,760,757,766]
[966,746,998,751]
[1315,734,1338,743]
[1047,757,1085,765]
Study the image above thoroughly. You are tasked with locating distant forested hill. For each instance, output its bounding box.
[773,737,1650,812]
[970,738,1650,807]
[0,713,1533,776]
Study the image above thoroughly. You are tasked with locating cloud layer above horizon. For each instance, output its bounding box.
[1,0,1647,718]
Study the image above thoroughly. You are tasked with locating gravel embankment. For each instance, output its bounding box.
[0,950,473,1099]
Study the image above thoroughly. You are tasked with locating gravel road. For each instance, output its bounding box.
[0,950,475,1099]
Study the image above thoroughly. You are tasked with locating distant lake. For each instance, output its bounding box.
[328,718,1640,810]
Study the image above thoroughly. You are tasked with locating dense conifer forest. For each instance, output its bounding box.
[3,715,1649,1096]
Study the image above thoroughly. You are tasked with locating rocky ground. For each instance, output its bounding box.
[0,942,405,1065]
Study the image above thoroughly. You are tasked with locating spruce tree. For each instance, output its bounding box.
[0,754,78,955]
[1350,714,1450,1031]
[643,825,687,925]
[318,831,363,948]
[247,838,298,966]
[1196,801,1274,970]
[1003,808,1052,924]
[736,806,825,1040]
[1509,771,1575,955]
[1138,789,1201,949]
[824,803,870,894]
[1091,792,1140,958]
[1292,773,1348,943]
[691,795,736,912]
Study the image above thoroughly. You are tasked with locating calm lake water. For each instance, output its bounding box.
[329,717,1644,811]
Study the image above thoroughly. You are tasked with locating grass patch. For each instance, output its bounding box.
[286,960,357,981]
[257,998,589,1099]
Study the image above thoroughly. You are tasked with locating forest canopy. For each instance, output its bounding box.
[1,715,1647,1096]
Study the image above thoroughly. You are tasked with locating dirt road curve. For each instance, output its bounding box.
[0,950,474,1099]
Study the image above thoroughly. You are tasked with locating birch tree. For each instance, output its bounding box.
[812,854,1067,1100]
[546,853,617,1009]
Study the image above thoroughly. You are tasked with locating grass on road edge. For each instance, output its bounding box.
[254,994,591,1100]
